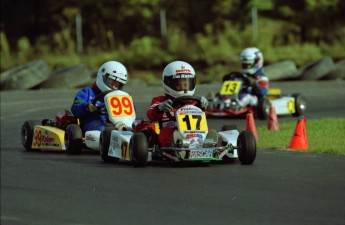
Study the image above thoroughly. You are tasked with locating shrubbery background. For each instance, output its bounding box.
[1,0,345,83]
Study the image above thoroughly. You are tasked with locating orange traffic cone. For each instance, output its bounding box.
[289,116,308,150]
[246,112,258,141]
[268,106,279,131]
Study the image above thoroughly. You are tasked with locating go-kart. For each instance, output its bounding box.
[101,96,257,167]
[20,90,136,155]
[205,72,306,119]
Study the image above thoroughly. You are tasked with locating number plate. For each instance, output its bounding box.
[189,149,214,159]
[177,113,208,132]
[107,96,135,117]
[220,80,242,95]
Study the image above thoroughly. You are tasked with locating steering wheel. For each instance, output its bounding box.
[222,71,247,81]
[166,96,202,120]
[171,96,201,107]
[90,90,114,113]
[92,90,113,105]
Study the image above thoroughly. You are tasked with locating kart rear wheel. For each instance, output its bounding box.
[65,124,83,155]
[130,132,148,167]
[257,97,270,120]
[100,127,119,162]
[292,93,307,117]
[21,120,41,151]
[237,130,256,165]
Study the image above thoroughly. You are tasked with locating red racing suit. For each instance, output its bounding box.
[147,95,199,147]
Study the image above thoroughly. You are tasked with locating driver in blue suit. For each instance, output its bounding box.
[234,47,269,107]
[71,61,128,133]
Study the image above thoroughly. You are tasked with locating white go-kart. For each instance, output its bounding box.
[100,95,257,167]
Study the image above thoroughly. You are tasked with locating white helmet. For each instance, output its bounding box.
[162,61,196,98]
[96,61,128,92]
[240,47,264,75]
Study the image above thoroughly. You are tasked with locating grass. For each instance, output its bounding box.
[256,118,345,155]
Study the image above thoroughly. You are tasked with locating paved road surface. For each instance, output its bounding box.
[1,81,345,225]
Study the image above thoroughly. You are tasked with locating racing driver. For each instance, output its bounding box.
[71,61,129,132]
[146,60,211,147]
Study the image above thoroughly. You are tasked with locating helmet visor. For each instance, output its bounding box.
[103,74,123,90]
[164,74,196,92]
[242,62,255,69]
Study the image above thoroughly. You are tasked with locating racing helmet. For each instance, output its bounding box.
[96,61,128,92]
[240,47,264,75]
[162,61,196,98]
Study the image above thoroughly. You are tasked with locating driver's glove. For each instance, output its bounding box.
[87,103,97,112]
[200,96,209,110]
[244,75,256,86]
[157,99,173,113]
[115,121,126,130]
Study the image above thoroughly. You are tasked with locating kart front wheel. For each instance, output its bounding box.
[237,130,256,165]
[257,97,270,120]
[21,120,41,151]
[292,93,307,117]
[130,132,148,167]
[65,124,83,155]
[100,127,119,162]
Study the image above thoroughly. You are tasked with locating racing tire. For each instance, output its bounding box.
[264,60,298,81]
[37,64,92,89]
[292,93,307,117]
[237,130,256,165]
[21,120,41,151]
[100,127,119,163]
[257,97,270,120]
[1,60,50,90]
[322,59,345,80]
[65,124,83,155]
[130,132,148,167]
[300,56,335,80]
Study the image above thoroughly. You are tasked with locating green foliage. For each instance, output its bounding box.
[0,32,11,70]
[125,36,171,68]
[17,37,33,61]
[1,0,345,72]
[130,70,159,84]
[43,54,82,70]
[257,118,345,155]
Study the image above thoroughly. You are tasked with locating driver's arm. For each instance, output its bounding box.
[196,96,208,110]
[71,88,94,118]
[251,77,269,97]
[251,81,263,95]
[147,96,169,121]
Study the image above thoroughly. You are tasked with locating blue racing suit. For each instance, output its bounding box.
[71,83,107,133]
[243,68,269,98]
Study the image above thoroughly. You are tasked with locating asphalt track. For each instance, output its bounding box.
[1,80,345,225]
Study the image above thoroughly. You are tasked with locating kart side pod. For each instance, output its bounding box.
[217,129,239,158]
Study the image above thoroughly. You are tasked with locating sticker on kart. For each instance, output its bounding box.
[189,149,214,159]
[32,126,64,149]
[287,100,295,113]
